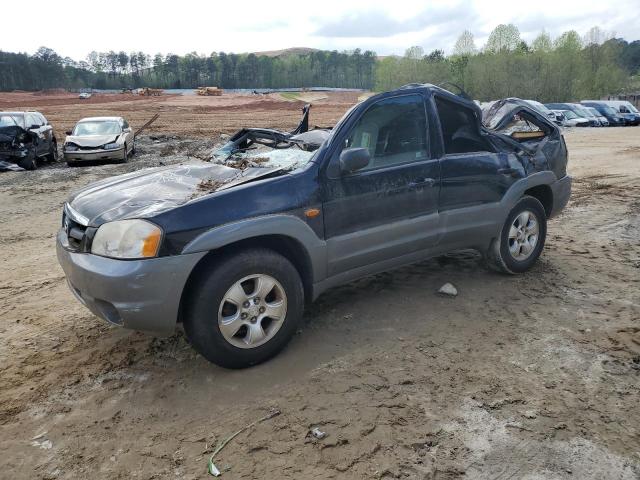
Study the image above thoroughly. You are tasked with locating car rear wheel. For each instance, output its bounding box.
[120,145,128,163]
[183,248,304,368]
[487,195,547,274]
[46,141,58,162]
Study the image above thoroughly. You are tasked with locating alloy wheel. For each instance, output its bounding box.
[508,210,539,260]
[217,274,287,349]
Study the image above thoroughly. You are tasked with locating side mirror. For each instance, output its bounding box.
[339,148,370,174]
[65,130,72,136]
[123,127,132,133]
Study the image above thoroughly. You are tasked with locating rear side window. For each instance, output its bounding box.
[342,94,428,171]
[435,97,492,154]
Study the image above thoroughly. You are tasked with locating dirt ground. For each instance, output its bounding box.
[0,92,639,479]
[0,90,358,139]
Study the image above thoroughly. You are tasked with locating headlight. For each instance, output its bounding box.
[65,143,78,151]
[103,142,120,150]
[91,219,162,259]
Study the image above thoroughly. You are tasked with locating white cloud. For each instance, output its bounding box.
[2,0,639,60]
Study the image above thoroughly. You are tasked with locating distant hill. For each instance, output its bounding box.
[252,47,320,57]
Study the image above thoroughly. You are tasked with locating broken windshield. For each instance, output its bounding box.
[211,142,316,172]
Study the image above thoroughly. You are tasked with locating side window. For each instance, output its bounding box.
[122,120,129,129]
[37,113,48,125]
[435,97,492,154]
[619,106,629,113]
[26,114,40,128]
[342,94,428,171]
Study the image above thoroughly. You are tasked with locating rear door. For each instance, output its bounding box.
[26,113,47,156]
[322,93,440,276]
[434,95,520,244]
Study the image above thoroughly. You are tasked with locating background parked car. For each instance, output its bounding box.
[63,116,135,166]
[78,92,92,99]
[580,101,626,126]
[0,111,58,168]
[595,100,640,125]
[555,109,590,127]
[550,110,567,125]
[585,107,609,126]
[571,104,602,126]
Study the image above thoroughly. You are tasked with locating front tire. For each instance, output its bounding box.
[17,151,37,170]
[184,248,304,368]
[488,195,547,274]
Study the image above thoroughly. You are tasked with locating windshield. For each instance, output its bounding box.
[576,107,594,118]
[562,110,578,120]
[0,115,18,127]
[73,121,121,136]
[624,103,639,113]
[211,142,315,172]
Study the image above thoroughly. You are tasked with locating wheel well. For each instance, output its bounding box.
[177,235,314,323]
[524,185,553,217]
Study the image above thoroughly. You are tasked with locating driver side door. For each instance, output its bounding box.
[322,93,440,277]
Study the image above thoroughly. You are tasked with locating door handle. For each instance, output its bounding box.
[409,177,436,188]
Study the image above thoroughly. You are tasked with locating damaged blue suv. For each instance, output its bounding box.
[57,85,571,368]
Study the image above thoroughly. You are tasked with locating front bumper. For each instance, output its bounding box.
[549,175,572,218]
[63,146,124,162]
[56,229,206,335]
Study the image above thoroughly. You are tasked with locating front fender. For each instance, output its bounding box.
[180,214,328,281]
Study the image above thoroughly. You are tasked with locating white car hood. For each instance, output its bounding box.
[66,134,121,148]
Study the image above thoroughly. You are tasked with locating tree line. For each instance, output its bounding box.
[0,25,639,102]
[0,48,376,91]
[376,26,640,102]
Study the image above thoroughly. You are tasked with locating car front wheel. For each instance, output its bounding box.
[183,248,304,368]
[488,195,547,274]
[18,151,37,170]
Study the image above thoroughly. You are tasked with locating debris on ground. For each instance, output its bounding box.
[31,439,52,450]
[438,283,458,297]
[207,409,280,476]
[310,427,327,439]
[134,113,160,139]
[196,86,223,96]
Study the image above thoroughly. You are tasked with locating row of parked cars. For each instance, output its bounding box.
[0,111,135,170]
[524,100,640,128]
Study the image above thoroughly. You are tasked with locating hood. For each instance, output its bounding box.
[0,125,29,143]
[65,134,121,148]
[68,161,282,226]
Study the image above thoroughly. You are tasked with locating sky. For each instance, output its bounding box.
[3,0,639,61]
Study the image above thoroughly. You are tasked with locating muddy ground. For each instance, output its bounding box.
[0,94,639,479]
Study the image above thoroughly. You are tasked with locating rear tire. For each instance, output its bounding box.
[46,141,58,162]
[183,248,304,368]
[119,145,128,163]
[487,195,547,274]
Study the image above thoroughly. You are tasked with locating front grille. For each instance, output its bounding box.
[62,208,88,252]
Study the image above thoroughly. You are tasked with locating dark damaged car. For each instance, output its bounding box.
[57,85,571,368]
[0,111,58,170]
